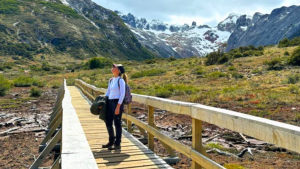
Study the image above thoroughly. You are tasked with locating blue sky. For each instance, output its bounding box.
[92,0,300,26]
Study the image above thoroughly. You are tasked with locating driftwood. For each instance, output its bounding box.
[4,117,26,127]
[131,107,145,111]
[203,134,220,143]
[178,135,192,140]
[0,127,20,136]
[8,127,46,135]
[239,133,250,144]
[0,127,46,136]
[207,148,253,158]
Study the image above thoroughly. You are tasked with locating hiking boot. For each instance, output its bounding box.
[102,142,114,148]
[108,144,121,150]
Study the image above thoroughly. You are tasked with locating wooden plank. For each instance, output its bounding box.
[97,159,170,168]
[51,155,61,169]
[61,85,98,169]
[41,116,62,145]
[127,104,133,133]
[192,118,203,169]
[30,129,62,169]
[148,106,155,151]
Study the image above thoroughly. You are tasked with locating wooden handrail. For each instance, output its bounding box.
[75,79,300,168]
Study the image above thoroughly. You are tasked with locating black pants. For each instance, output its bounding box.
[105,99,124,145]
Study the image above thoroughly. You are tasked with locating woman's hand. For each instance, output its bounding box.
[115,104,121,115]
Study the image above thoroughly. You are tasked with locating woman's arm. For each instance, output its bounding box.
[105,78,112,97]
[118,79,126,104]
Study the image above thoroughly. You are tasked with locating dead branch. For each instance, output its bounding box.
[203,134,220,143]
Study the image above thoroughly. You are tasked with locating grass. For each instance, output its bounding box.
[131,69,166,78]
[224,164,245,169]
[30,87,41,97]
[2,45,300,125]
[206,142,224,150]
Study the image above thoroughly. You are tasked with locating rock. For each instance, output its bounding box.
[227,5,300,51]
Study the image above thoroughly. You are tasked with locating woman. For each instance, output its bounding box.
[102,63,128,150]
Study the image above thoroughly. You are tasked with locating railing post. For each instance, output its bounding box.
[148,105,155,151]
[127,104,133,133]
[192,118,204,169]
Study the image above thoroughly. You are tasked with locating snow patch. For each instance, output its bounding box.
[13,22,19,27]
[61,0,70,6]
[240,26,248,31]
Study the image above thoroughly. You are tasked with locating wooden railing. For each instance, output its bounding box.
[30,80,98,169]
[75,79,300,169]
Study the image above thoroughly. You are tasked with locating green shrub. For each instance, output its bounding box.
[231,72,244,79]
[287,74,300,84]
[0,75,12,96]
[86,57,113,69]
[32,79,45,87]
[228,66,236,71]
[0,0,20,14]
[279,37,300,47]
[217,55,229,64]
[264,58,284,70]
[278,38,290,48]
[50,80,63,89]
[205,51,225,65]
[289,85,299,94]
[192,67,206,75]
[252,69,263,75]
[13,76,34,87]
[144,59,156,64]
[168,56,176,62]
[41,62,51,71]
[233,52,243,58]
[175,70,184,75]
[38,1,82,18]
[284,51,290,56]
[253,50,264,56]
[257,45,264,51]
[131,69,166,78]
[288,46,300,66]
[30,87,41,97]
[207,71,228,78]
[243,50,253,57]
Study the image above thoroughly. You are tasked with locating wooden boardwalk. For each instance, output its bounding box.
[68,86,172,169]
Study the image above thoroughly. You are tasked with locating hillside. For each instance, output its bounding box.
[0,0,156,61]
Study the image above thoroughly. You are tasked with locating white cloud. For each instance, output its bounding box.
[281,0,300,7]
[92,0,299,26]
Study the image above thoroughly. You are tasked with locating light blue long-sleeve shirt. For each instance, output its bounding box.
[105,77,126,104]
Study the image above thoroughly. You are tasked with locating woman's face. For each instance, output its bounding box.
[111,66,119,74]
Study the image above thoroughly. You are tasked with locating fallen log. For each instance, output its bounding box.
[131,107,145,111]
[5,117,25,126]
[0,127,20,136]
[207,148,253,158]
[203,134,220,143]
[239,133,250,144]
[6,127,46,135]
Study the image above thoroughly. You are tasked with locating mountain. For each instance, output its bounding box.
[0,0,156,61]
[116,11,235,58]
[226,5,300,51]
